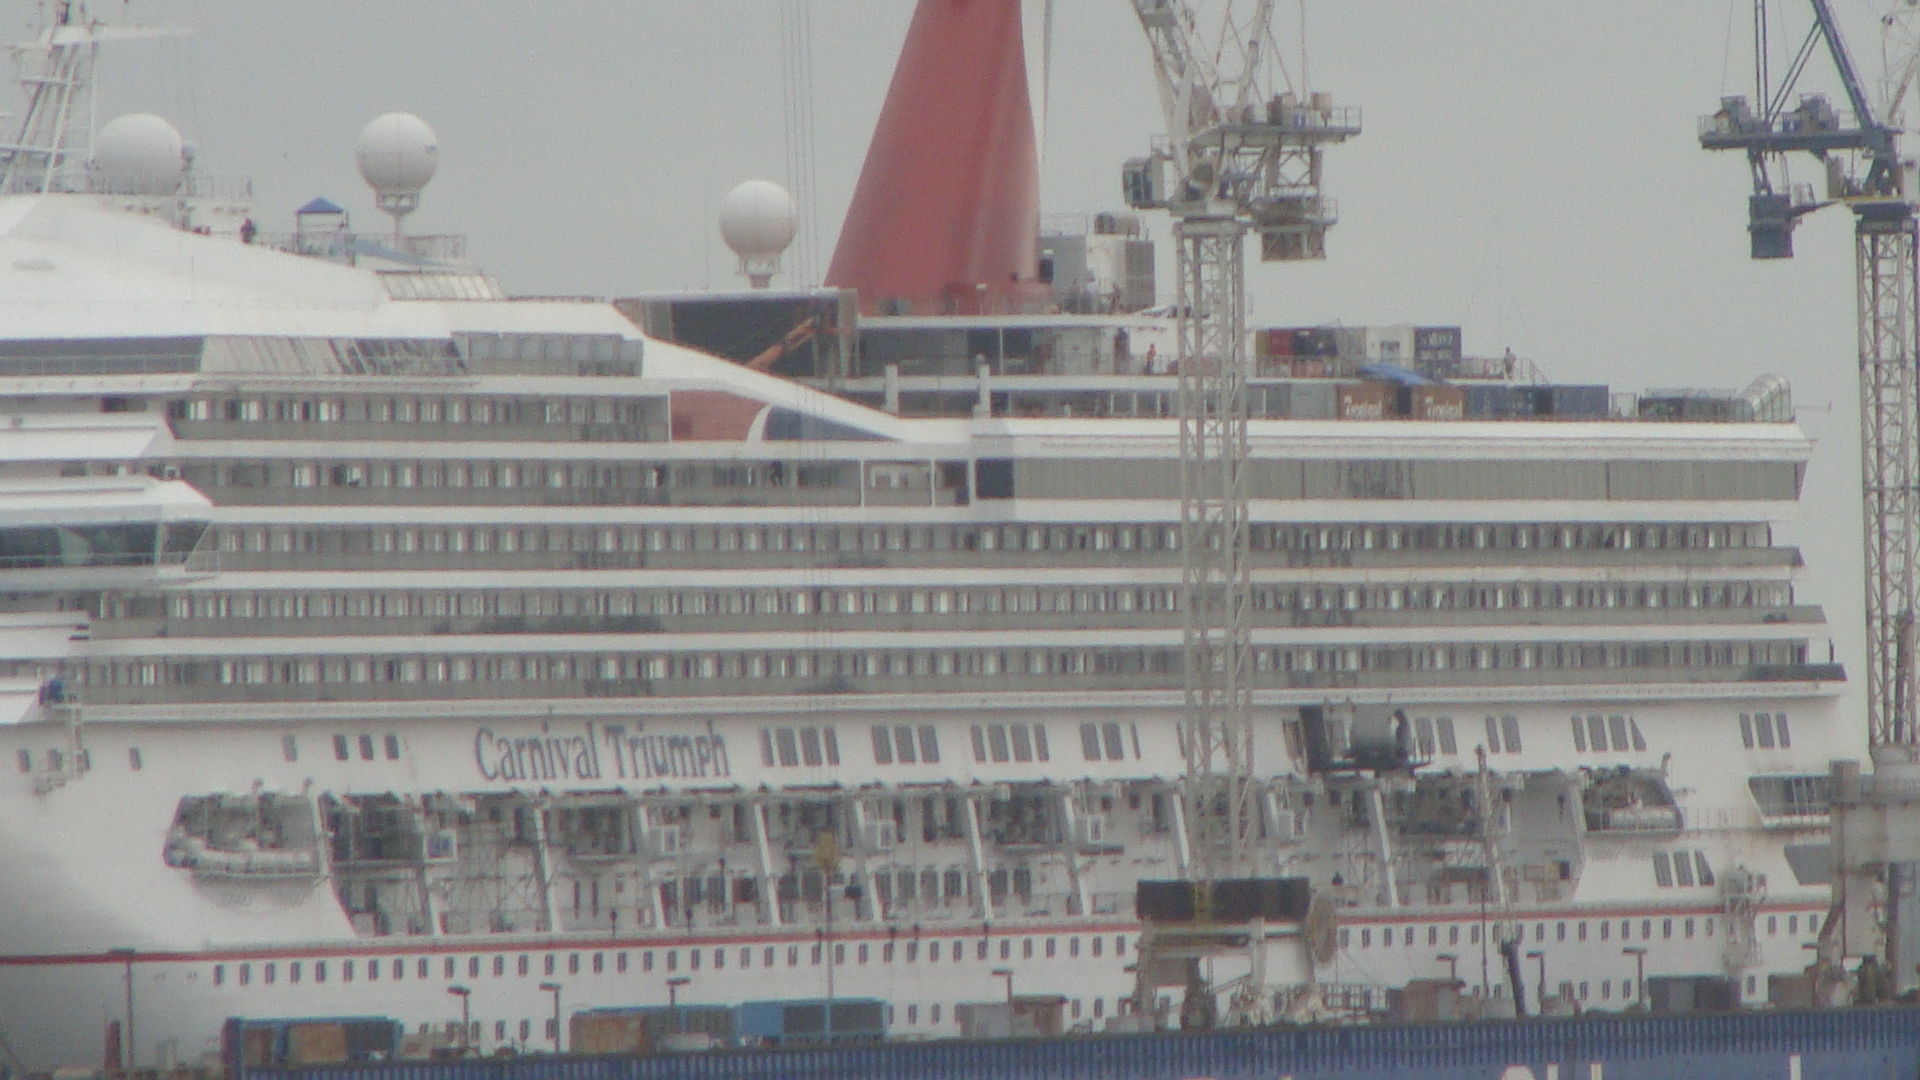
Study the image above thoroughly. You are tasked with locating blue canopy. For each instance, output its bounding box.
[297,196,345,215]
[1359,361,1438,386]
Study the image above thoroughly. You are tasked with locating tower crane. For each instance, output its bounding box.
[1702,0,1920,998]
[1122,0,1356,1026]
[1125,0,1358,886]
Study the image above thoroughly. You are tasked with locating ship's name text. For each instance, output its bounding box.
[473,723,730,783]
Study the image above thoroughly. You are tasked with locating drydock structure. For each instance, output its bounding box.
[0,0,1860,1070]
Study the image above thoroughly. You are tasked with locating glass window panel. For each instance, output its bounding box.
[1080,723,1102,761]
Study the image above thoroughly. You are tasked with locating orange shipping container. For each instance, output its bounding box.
[1410,385,1465,421]
[572,1013,653,1055]
[286,1024,350,1066]
[1337,381,1392,420]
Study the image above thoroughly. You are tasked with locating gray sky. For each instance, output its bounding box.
[20,0,1884,736]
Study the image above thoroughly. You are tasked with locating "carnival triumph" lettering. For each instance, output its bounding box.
[473,722,731,783]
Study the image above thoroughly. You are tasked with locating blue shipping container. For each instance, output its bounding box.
[1463,385,1527,419]
[735,998,887,1046]
[1547,385,1610,419]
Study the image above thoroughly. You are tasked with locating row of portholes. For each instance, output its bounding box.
[210,933,1137,990]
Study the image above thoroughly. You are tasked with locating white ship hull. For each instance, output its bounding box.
[0,675,1842,1066]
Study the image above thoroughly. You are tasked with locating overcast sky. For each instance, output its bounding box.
[16,0,1894,736]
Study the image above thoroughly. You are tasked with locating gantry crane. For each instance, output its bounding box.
[1122,0,1356,1026]
[1702,0,1920,997]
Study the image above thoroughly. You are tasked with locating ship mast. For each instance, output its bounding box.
[0,1,101,194]
[0,2,176,196]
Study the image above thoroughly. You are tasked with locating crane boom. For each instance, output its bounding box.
[1811,0,1879,131]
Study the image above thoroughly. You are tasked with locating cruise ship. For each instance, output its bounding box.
[0,0,1850,1070]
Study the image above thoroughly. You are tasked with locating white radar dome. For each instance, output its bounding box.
[355,112,438,197]
[719,180,798,261]
[93,113,185,194]
[719,180,798,288]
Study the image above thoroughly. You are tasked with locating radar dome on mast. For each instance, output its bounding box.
[718,180,797,289]
[92,113,184,195]
[355,112,437,241]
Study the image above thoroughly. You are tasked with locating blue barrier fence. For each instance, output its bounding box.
[245,1008,1920,1080]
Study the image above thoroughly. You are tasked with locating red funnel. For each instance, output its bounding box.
[825,0,1046,315]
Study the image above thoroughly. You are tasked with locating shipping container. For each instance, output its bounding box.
[571,1012,653,1055]
[1367,325,1416,364]
[955,997,1067,1040]
[1291,327,1337,358]
[1414,325,1463,361]
[1405,384,1465,421]
[735,999,887,1047]
[1336,381,1393,420]
[1291,358,1327,378]
[1648,975,1738,1014]
[286,1023,350,1066]
[1290,381,1336,418]
[1251,383,1291,418]
[1386,979,1466,1022]
[1464,384,1528,419]
[1334,326,1368,360]
[1545,385,1610,419]
[223,1016,400,1074]
[1769,973,1817,1010]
